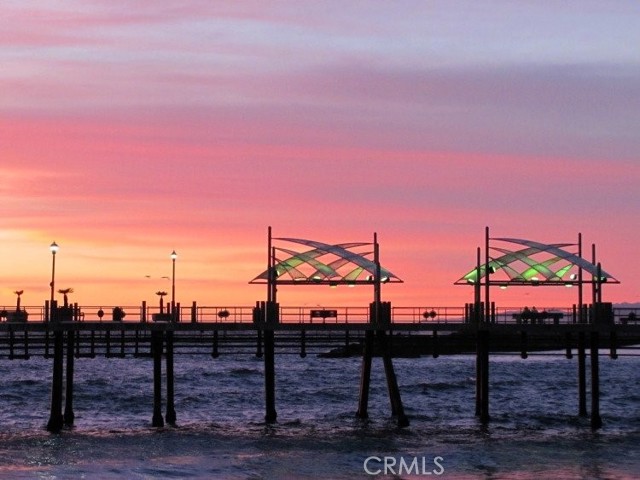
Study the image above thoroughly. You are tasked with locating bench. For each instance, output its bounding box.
[512,311,564,325]
[310,309,337,322]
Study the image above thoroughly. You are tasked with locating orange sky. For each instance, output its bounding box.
[2,2,639,311]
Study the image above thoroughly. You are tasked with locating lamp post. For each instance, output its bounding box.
[170,250,177,316]
[50,242,59,317]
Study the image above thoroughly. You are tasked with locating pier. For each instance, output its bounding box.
[1,301,638,433]
[1,228,637,434]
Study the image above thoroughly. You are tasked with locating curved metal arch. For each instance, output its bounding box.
[456,237,618,285]
[250,238,402,284]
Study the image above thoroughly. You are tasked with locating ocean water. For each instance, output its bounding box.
[0,348,638,479]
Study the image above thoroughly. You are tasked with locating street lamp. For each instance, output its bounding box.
[50,241,59,322]
[170,250,177,316]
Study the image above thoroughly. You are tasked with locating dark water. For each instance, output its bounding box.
[0,350,638,479]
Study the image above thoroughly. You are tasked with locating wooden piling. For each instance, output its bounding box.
[263,301,277,423]
[590,331,602,429]
[105,330,111,357]
[165,330,176,425]
[63,328,75,426]
[610,331,618,359]
[475,324,490,422]
[300,328,306,358]
[24,329,29,359]
[151,330,164,428]
[379,330,409,427]
[264,328,277,423]
[565,332,573,359]
[520,331,528,359]
[211,330,219,358]
[9,327,14,360]
[46,327,64,433]
[577,332,587,417]
[356,329,374,419]
[432,330,439,359]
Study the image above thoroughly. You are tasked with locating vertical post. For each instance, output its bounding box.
[578,331,587,416]
[484,226,490,325]
[191,301,197,323]
[9,327,14,359]
[358,233,378,420]
[46,308,64,433]
[142,301,147,323]
[165,329,176,425]
[474,248,482,417]
[578,233,583,324]
[63,326,75,426]
[171,250,177,319]
[432,330,439,359]
[379,329,409,427]
[212,330,219,358]
[264,324,277,423]
[590,330,602,429]
[356,329,374,419]
[300,328,306,358]
[590,261,602,429]
[480,329,490,424]
[263,229,278,424]
[151,329,164,427]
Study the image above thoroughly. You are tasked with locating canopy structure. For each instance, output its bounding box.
[250,237,402,286]
[455,237,619,287]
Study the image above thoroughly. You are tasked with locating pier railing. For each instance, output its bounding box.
[1,304,638,325]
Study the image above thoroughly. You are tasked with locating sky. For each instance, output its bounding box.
[2,1,639,312]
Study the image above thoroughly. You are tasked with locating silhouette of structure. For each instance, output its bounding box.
[457,227,620,428]
[250,228,408,426]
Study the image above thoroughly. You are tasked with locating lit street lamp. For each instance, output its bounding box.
[50,241,59,304]
[171,250,177,316]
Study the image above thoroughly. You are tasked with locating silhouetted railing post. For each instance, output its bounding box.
[191,301,197,323]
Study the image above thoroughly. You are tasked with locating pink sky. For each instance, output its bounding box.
[2,1,639,310]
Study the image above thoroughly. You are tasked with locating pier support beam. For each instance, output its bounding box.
[151,330,164,428]
[165,330,176,425]
[63,328,75,426]
[590,331,602,429]
[47,326,64,433]
[475,329,490,423]
[263,328,277,423]
[379,330,409,427]
[577,332,587,417]
[356,330,374,420]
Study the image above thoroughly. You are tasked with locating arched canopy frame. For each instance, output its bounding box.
[455,237,619,287]
[250,237,403,286]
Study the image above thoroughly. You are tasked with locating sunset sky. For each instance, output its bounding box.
[2,1,639,311]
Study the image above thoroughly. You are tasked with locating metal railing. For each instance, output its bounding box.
[1,304,638,325]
